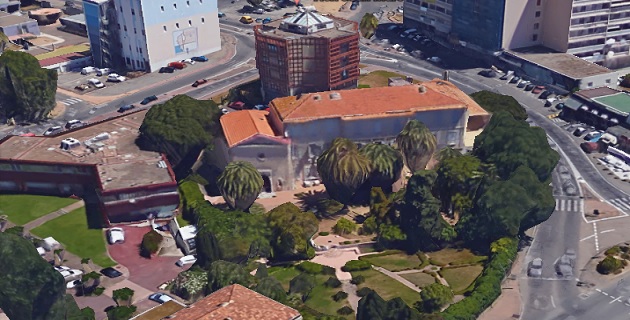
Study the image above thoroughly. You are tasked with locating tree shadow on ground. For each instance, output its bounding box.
[294,190,345,219]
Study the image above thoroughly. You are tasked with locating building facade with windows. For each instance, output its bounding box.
[217,81,489,192]
[402,0,453,38]
[254,11,360,101]
[84,0,221,72]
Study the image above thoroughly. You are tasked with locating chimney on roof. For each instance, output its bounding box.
[442,70,449,81]
[418,85,427,94]
[313,94,321,101]
[329,92,341,100]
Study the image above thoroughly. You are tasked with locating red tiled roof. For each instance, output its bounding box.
[170,284,301,320]
[270,84,467,123]
[422,79,489,116]
[38,52,85,67]
[220,110,279,147]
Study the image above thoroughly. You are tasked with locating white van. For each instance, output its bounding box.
[81,66,97,75]
[176,255,197,267]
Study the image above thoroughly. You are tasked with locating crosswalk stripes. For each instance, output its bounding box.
[61,98,83,106]
[551,117,566,124]
[555,198,583,212]
[607,197,630,211]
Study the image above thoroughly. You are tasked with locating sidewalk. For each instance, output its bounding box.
[373,266,421,292]
[478,250,524,320]
[23,200,85,231]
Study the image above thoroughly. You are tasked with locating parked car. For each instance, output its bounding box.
[191,56,208,62]
[532,85,546,94]
[350,2,358,10]
[229,101,246,110]
[192,79,208,87]
[101,267,123,278]
[54,266,71,272]
[283,12,294,17]
[427,56,441,63]
[218,11,226,17]
[149,293,174,304]
[544,100,553,108]
[176,255,197,267]
[524,83,535,91]
[181,58,195,65]
[107,73,126,82]
[88,78,105,88]
[118,104,136,113]
[168,61,186,69]
[500,73,510,80]
[60,269,83,281]
[255,17,262,23]
[528,258,543,277]
[141,95,158,105]
[509,76,521,84]
[581,142,600,153]
[221,108,229,115]
[43,126,63,136]
[478,69,497,78]
[584,130,603,141]
[66,280,82,289]
[107,227,125,244]
[517,80,530,88]
[159,66,175,73]
[96,68,111,76]
[573,127,587,137]
[253,8,264,14]
[254,104,269,110]
[539,90,553,99]
[75,84,90,91]
[262,17,272,24]
[81,66,97,75]
[556,102,565,110]
[65,119,83,129]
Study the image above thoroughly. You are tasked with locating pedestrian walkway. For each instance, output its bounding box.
[60,97,83,106]
[23,200,85,231]
[607,196,630,212]
[555,197,583,213]
[372,266,421,292]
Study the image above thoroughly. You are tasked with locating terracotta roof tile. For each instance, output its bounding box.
[220,110,278,148]
[269,84,468,122]
[422,79,489,116]
[170,284,301,320]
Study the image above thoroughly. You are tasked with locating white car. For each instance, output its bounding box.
[60,269,83,281]
[221,108,229,115]
[81,66,97,75]
[149,293,174,304]
[107,227,125,244]
[37,247,46,257]
[107,73,126,82]
[427,56,442,63]
[54,266,71,272]
[96,68,111,76]
[176,255,197,267]
[66,280,82,289]
[88,78,105,88]
[181,59,195,65]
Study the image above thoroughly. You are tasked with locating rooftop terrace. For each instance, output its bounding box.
[256,12,356,40]
[506,47,614,79]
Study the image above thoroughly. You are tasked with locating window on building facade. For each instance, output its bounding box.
[124,25,127,32]
[341,70,348,79]
[534,23,539,30]
[161,5,164,11]
[131,8,135,15]
[257,153,266,161]
[268,44,278,52]
[174,3,177,9]
[126,57,131,64]
[447,131,458,146]
[189,20,192,26]
[201,17,205,23]
[588,82,593,87]
[134,27,137,34]
[187,0,190,5]
[142,29,145,36]
[535,11,541,17]
[163,25,167,31]
[176,23,180,28]
[537,0,541,5]
[532,34,538,41]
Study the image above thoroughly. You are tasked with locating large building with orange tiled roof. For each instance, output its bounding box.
[218,80,489,191]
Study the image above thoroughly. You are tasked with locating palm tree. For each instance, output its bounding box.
[396,120,437,173]
[359,13,379,39]
[359,143,403,193]
[317,138,372,205]
[217,161,263,211]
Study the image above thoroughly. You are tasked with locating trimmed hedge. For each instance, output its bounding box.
[178,180,205,222]
[351,275,365,285]
[325,276,342,288]
[342,260,372,272]
[356,287,374,297]
[332,291,348,302]
[140,230,163,258]
[440,237,518,320]
[337,306,354,315]
[297,261,336,275]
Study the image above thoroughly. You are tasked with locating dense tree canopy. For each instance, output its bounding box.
[138,95,222,164]
[266,203,318,259]
[357,291,442,320]
[360,13,379,38]
[206,261,253,294]
[0,51,57,122]
[417,283,454,313]
[254,276,287,303]
[469,91,528,121]
[0,233,92,320]
[472,111,559,182]
[399,170,456,250]
[434,155,481,214]
[317,138,372,205]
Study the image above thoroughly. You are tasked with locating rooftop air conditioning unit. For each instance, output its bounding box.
[329,92,341,100]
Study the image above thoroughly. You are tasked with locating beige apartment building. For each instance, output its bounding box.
[402,0,453,38]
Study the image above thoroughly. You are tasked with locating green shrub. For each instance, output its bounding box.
[93,287,105,296]
[325,277,342,288]
[297,261,335,275]
[333,218,357,235]
[356,287,373,297]
[341,260,371,272]
[620,246,630,253]
[605,246,621,256]
[355,240,360,243]
[597,256,624,275]
[358,84,371,89]
[178,180,205,222]
[351,275,365,285]
[319,231,330,236]
[332,291,348,302]
[337,306,354,315]
[621,253,630,261]
[342,240,352,245]
[140,230,163,258]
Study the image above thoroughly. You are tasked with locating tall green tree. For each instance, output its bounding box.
[359,143,404,193]
[417,283,453,313]
[195,228,222,269]
[254,276,287,303]
[266,203,318,260]
[217,161,263,211]
[507,165,555,232]
[470,91,528,121]
[317,138,372,205]
[289,273,316,302]
[0,51,57,122]
[206,261,253,294]
[358,291,439,320]
[396,120,437,173]
[112,288,134,307]
[399,171,455,251]
[434,155,481,215]
[359,13,379,38]
[472,111,559,182]
[0,233,89,320]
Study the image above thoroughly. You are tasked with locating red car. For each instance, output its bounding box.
[192,79,208,87]
[228,101,245,110]
[531,85,545,94]
[168,62,186,69]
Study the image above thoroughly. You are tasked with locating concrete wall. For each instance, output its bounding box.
[0,20,40,37]
[541,0,572,52]
[502,0,542,50]
[114,0,149,70]
[43,55,92,73]
[228,138,293,192]
[578,72,619,90]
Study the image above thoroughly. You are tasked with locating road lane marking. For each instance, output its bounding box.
[581,234,596,241]
[551,295,556,308]
[600,229,615,234]
[593,222,600,252]
[602,291,609,296]
[596,288,602,292]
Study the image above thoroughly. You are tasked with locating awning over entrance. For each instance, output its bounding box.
[564,97,583,111]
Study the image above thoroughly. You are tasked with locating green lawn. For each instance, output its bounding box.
[31,207,116,268]
[305,274,352,318]
[0,195,78,225]
[427,248,487,266]
[440,265,484,294]
[361,252,423,272]
[359,70,421,87]
[352,269,419,307]
[268,267,301,291]
[400,272,436,288]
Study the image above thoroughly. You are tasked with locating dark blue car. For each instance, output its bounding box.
[140,95,158,105]
[191,56,208,62]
